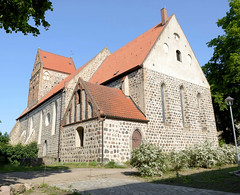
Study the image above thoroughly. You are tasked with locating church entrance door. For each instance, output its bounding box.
[132,129,142,149]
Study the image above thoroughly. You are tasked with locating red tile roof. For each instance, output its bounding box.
[90,19,170,84]
[18,18,171,120]
[17,60,91,119]
[40,50,76,74]
[84,81,147,122]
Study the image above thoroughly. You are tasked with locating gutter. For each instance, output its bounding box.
[17,89,64,120]
[100,65,142,85]
[100,114,148,123]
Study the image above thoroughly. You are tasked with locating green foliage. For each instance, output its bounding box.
[0,0,53,36]
[184,141,220,168]
[0,139,38,165]
[202,0,240,143]
[130,143,168,176]
[104,160,126,168]
[6,142,38,164]
[0,131,9,144]
[219,139,226,147]
[168,150,189,177]
[130,141,239,177]
[0,131,10,164]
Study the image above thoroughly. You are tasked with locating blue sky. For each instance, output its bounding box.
[0,0,229,134]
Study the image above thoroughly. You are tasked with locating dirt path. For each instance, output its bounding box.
[1,168,239,195]
[0,168,140,186]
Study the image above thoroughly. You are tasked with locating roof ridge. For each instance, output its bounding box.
[90,17,170,84]
[142,15,173,65]
[40,49,72,59]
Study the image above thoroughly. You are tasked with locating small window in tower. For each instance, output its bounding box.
[176,50,182,62]
[43,71,50,81]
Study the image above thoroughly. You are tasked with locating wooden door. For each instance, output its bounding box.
[132,130,142,149]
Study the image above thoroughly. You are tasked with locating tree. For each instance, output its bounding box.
[202,0,240,143]
[0,131,9,144]
[0,0,53,36]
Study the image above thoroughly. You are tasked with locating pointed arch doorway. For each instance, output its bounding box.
[132,129,142,149]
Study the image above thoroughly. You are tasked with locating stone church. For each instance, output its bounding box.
[10,9,218,163]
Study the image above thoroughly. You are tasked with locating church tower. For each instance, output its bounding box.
[27,48,76,108]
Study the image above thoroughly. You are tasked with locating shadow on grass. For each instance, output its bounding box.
[0,165,71,186]
[153,166,240,194]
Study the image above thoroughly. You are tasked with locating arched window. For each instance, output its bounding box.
[76,127,84,147]
[174,33,180,40]
[43,140,48,156]
[82,90,86,120]
[20,131,26,143]
[88,103,93,119]
[26,117,34,143]
[29,117,33,135]
[197,93,201,114]
[132,129,142,149]
[180,86,185,126]
[43,71,50,80]
[45,113,50,126]
[38,111,43,144]
[51,102,57,135]
[163,43,169,53]
[161,84,166,123]
[71,96,75,123]
[67,110,71,124]
[76,90,81,121]
[197,93,207,131]
[176,50,182,62]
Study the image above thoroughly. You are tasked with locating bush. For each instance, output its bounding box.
[168,150,189,176]
[130,143,167,176]
[0,140,38,165]
[130,140,240,177]
[185,141,239,168]
[185,141,218,168]
[218,144,238,165]
[7,142,38,164]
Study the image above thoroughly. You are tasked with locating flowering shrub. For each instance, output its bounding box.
[185,141,239,168]
[185,141,219,168]
[217,144,238,165]
[130,141,239,176]
[168,150,189,174]
[130,143,167,176]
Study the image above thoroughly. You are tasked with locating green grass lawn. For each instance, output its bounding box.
[0,164,70,173]
[2,162,239,193]
[0,161,128,173]
[152,165,240,193]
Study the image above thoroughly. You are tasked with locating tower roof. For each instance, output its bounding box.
[40,50,76,74]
